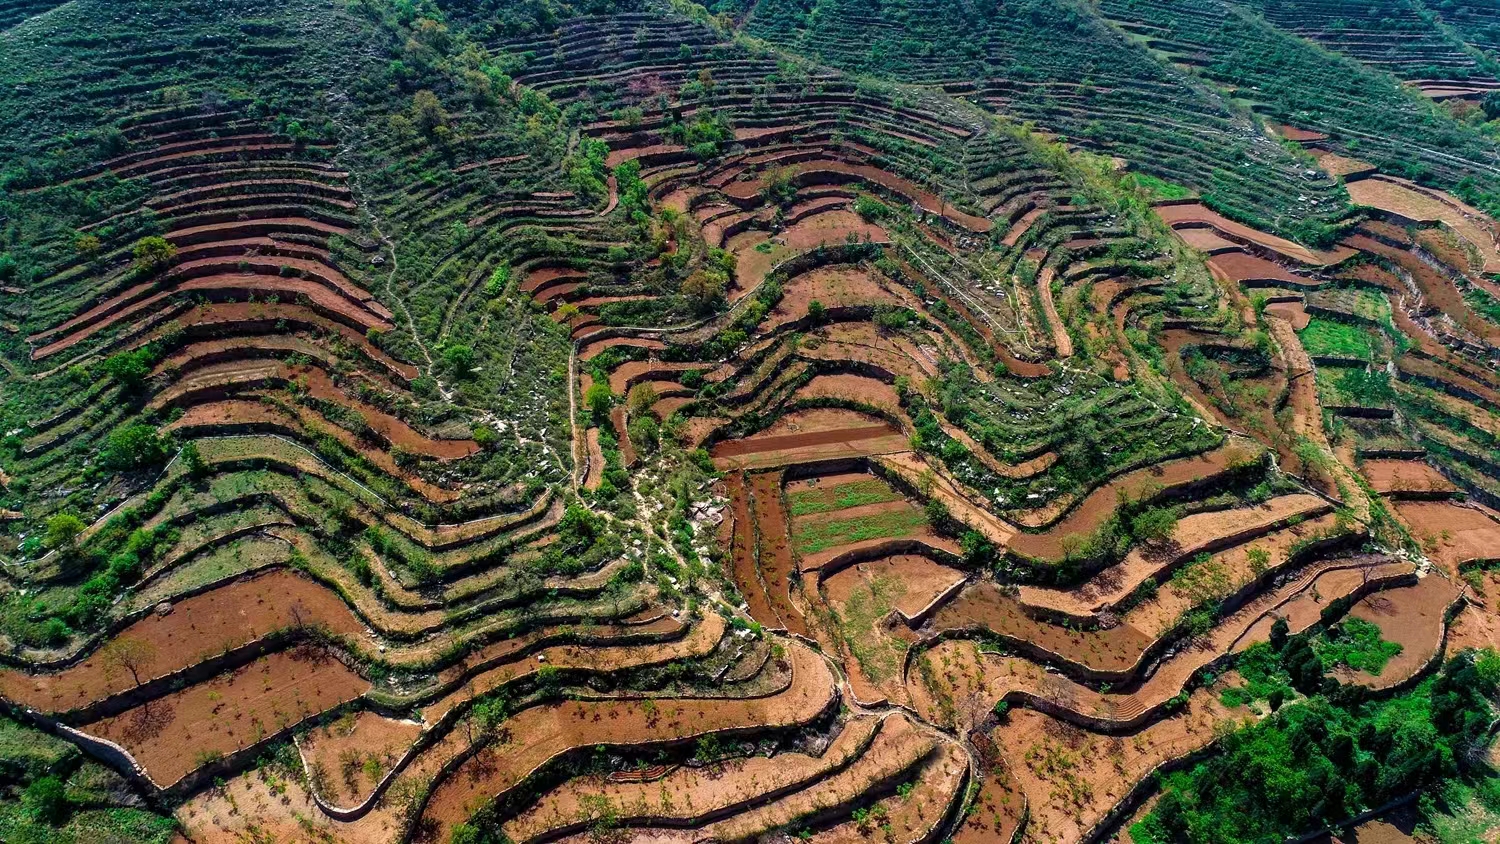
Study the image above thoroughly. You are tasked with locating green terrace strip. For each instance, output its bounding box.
[791,506,930,555]
[1297,317,1379,362]
[786,479,902,516]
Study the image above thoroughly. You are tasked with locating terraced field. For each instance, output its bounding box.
[0,1,1497,844]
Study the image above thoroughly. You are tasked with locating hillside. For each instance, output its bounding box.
[0,1,1497,843]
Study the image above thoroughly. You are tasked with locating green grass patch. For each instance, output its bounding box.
[1218,642,1296,710]
[1298,317,1375,361]
[791,507,928,554]
[786,478,901,516]
[1127,172,1195,201]
[0,803,178,844]
[1422,773,1500,844]
[1464,285,1500,329]
[1315,617,1402,677]
[834,576,909,683]
[0,716,76,782]
[1315,365,1394,408]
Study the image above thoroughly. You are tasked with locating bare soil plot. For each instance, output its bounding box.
[301,711,421,808]
[1266,301,1310,330]
[1313,150,1378,179]
[807,739,966,844]
[822,554,966,624]
[578,336,664,361]
[778,209,887,248]
[724,472,783,628]
[1273,124,1329,143]
[1360,459,1456,496]
[0,569,364,712]
[582,427,604,491]
[1157,202,1355,265]
[749,470,810,636]
[912,557,1410,733]
[1207,251,1311,284]
[419,614,727,725]
[1395,501,1500,570]
[1336,574,1460,690]
[927,581,1157,676]
[1346,176,1500,273]
[1017,493,1332,618]
[1006,442,1245,548]
[501,715,883,842]
[953,732,1027,844]
[791,373,903,416]
[994,687,1246,844]
[1176,228,1240,253]
[710,409,909,470]
[1447,570,1500,653]
[1347,233,1500,346]
[82,645,369,787]
[417,643,836,842]
[1123,512,1350,639]
[819,554,966,703]
[768,265,904,330]
[691,713,945,842]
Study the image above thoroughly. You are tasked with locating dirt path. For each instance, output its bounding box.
[1036,266,1073,357]
[1266,313,1370,518]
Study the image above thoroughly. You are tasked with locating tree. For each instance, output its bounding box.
[626,383,658,416]
[472,424,498,449]
[854,195,890,221]
[585,382,613,422]
[101,424,170,470]
[1269,617,1290,651]
[43,513,85,557]
[485,262,511,296]
[629,415,660,454]
[472,696,508,740]
[1483,90,1500,121]
[102,348,153,387]
[100,636,156,687]
[23,776,67,825]
[410,89,449,138]
[1130,507,1178,546]
[75,233,102,257]
[807,299,826,322]
[131,235,176,273]
[180,441,209,479]
[681,268,727,309]
[1247,546,1271,577]
[443,343,475,376]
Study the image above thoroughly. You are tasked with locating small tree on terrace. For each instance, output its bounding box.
[75,233,102,258]
[585,382,613,424]
[626,383,658,417]
[410,89,450,139]
[131,236,176,273]
[100,636,156,687]
[1130,506,1178,548]
[442,343,475,377]
[23,775,67,825]
[180,441,209,479]
[101,348,154,388]
[681,268,727,311]
[101,424,170,471]
[43,512,85,553]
